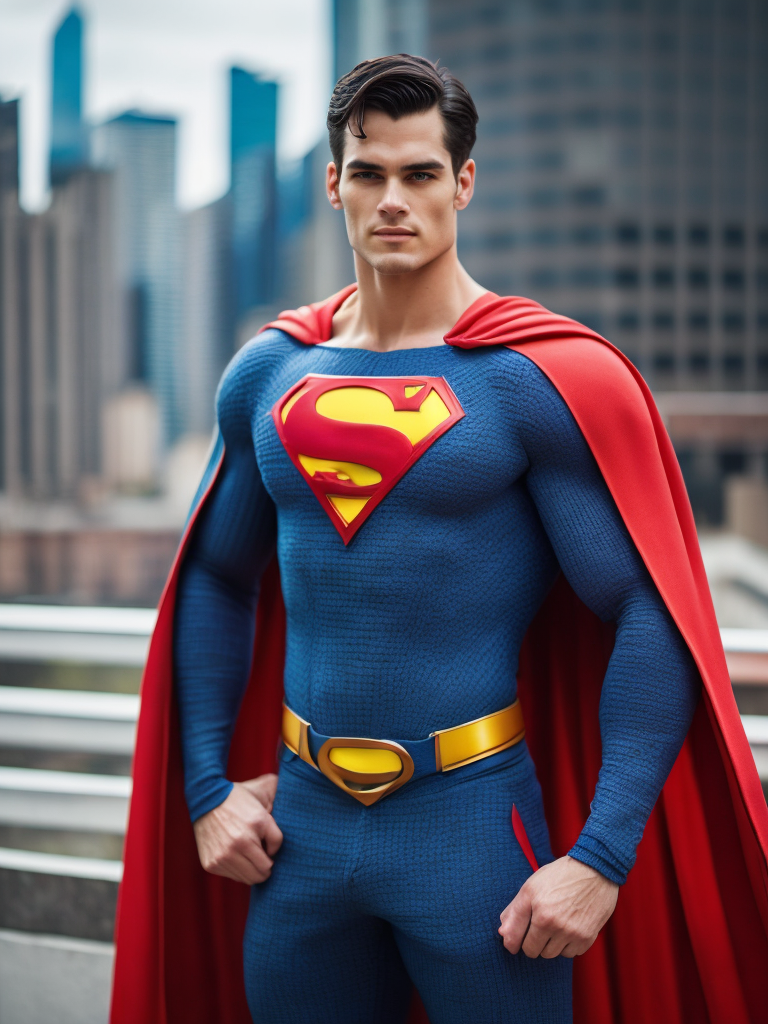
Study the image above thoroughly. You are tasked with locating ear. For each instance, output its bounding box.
[326,161,343,210]
[454,159,475,211]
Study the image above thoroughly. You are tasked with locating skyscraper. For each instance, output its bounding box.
[1,90,118,500]
[428,0,768,527]
[333,0,428,82]
[429,0,768,395]
[230,67,279,320]
[50,7,87,187]
[0,97,19,195]
[92,112,182,444]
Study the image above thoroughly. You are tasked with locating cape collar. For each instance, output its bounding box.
[260,284,606,350]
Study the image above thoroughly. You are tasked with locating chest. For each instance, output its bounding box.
[251,357,530,542]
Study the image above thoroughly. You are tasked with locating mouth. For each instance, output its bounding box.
[373,228,416,241]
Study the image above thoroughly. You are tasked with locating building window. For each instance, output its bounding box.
[571,224,604,245]
[571,107,602,129]
[722,353,745,374]
[688,310,710,331]
[688,266,709,289]
[758,311,768,331]
[653,266,675,288]
[530,268,560,288]
[688,223,709,246]
[528,226,561,246]
[723,224,745,247]
[723,311,745,332]
[571,185,605,207]
[615,266,640,288]
[529,187,564,208]
[654,224,675,245]
[570,267,605,287]
[615,222,641,245]
[688,352,710,372]
[616,106,642,128]
[756,269,768,292]
[653,311,675,330]
[617,311,640,330]
[572,311,603,332]
[653,352,676,372]
[719,449,748,475]
[722,268,745,290]
[758,227,768,249]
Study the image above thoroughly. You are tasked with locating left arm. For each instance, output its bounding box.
[499,364,700,958]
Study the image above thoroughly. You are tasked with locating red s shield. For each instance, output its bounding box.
[272,374,465,544]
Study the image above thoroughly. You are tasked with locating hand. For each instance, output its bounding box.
[192,774,283,885]
[498,855,618,958]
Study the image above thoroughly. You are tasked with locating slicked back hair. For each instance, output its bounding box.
[327,54,478,178]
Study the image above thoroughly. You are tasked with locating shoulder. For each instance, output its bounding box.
[479,345,600,461]
[216,328,301,437]
[477,345,577,433]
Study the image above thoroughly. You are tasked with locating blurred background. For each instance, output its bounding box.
[0,1,766,1021]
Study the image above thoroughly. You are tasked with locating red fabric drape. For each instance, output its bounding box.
[111,288,768,1024]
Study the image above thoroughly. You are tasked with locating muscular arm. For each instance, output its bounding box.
[500,361,699,957]
[174,355,277,823]
[518,368,700,884]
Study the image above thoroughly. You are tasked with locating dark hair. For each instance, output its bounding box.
[327,54,478,178]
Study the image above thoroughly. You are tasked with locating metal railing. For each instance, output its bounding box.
[0,605,766,883]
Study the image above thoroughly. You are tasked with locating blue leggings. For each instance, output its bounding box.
[243,742,572,1024]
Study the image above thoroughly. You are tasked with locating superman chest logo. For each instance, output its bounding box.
[272,374,465,544]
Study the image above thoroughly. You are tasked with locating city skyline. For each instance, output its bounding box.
[0,0,330,212]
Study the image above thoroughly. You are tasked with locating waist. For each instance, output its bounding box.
[282,700,525,806]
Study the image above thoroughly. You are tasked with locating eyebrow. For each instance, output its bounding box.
[345,159,446,172]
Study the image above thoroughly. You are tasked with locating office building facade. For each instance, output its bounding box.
[429,0,768,526]
[1,99,118,500]
[429,0,768,395]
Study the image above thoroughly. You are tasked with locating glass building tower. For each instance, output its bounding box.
[430,0,768,394]
[92,112,182,444]
[230,67,279,319]
[50,7,88,187]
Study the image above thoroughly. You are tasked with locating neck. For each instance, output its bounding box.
[332,244,486,352]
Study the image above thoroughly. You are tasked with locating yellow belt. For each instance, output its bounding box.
[281,700,525,806]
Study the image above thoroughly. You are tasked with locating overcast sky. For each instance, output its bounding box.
[0,0,331,211]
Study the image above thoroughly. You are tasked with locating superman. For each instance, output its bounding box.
[111,55,768,1024]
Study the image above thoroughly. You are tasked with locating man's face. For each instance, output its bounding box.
[327,106,475,276]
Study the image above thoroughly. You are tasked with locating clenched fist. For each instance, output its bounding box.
[193,774,283,885]
[499,855,618,959]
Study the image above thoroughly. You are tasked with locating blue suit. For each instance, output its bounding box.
[173,331,698,1023]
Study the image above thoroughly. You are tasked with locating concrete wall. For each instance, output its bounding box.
[0,929,113,1024]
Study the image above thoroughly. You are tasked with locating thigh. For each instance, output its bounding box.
[372,749,573,1024]
[243,759,413,1024]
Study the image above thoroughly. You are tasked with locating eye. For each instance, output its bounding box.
[409,171,435,182]
[353,171,382,180]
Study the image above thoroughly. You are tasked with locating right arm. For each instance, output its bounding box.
[174,352,281,883]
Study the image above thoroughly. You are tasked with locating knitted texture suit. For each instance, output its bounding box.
[173,330,699,1024]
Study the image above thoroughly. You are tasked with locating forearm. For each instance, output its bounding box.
[569,595,700,884]
[175,557,259,821]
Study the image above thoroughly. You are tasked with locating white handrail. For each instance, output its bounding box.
[0,605,156,635]
[0,687,138,720]
[0,846,122,882]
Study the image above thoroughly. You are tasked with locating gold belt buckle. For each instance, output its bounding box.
[316,737,415,806]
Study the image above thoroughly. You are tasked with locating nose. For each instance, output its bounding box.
[377,178,409,218]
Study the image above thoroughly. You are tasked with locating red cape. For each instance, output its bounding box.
[111,286,768,1024]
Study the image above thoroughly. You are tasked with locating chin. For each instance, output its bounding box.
[361,250,433,276]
